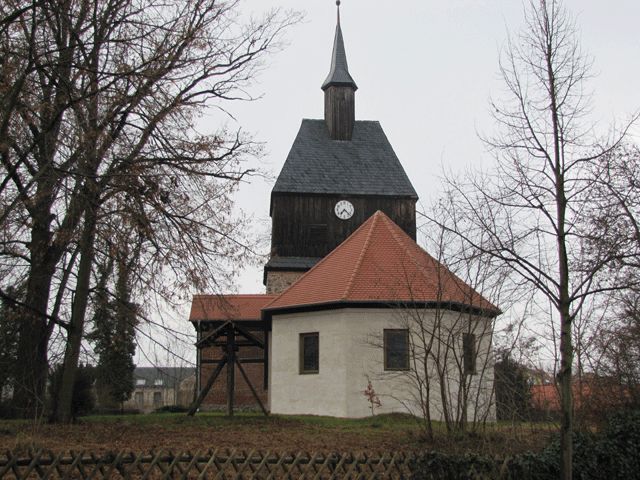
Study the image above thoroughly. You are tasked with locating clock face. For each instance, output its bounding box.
[334,200,354,220]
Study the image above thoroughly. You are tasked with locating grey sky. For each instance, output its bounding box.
[208,0,640,292]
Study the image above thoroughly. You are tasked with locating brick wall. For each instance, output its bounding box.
[199,334,268,409]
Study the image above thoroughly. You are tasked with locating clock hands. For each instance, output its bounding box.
[335,200,353,219]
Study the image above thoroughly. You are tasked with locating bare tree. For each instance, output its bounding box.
[426,1,637,478]
[1,0,299,420]
[372,216,513,440]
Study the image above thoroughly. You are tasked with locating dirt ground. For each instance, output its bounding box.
[0,413,555,456]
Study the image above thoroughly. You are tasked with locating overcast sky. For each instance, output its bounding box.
[214,0,640,294]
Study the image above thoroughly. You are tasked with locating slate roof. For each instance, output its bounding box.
[189,294,276,322]
[321,17,357,91]
[271,120,418,199]
[263,211,500,316]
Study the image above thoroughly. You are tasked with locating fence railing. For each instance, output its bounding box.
[0,450,416,479]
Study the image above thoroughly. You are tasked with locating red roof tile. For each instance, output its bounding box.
[189,294,276,322]
[264,211,499,315]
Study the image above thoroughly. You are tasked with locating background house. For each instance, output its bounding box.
[123,367,195,412]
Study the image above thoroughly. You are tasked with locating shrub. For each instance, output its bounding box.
[153,405,189,414]
[410,410,640,479]
[90,407,141,416]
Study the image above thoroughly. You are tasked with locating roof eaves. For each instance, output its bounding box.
[263,299,501,319]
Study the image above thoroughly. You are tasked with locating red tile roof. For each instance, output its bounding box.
[264,211,499,315]
[189,294,276,322]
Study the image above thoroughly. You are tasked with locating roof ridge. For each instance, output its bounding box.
[263,224,360,310]
[383,216,500,312]
[385,217,458,300]
[342,211,380,300]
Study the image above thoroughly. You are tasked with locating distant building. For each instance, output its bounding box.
[123,367,195,412]
[531,375,632,417]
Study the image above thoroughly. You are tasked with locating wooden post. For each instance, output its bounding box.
[263,323,269,390]
[235,357,269,416]
[187,357,226,416]
[226,324,236,416]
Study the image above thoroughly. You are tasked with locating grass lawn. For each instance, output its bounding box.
[0,412,556,456]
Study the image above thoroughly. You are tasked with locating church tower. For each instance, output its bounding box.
[265,2,418,294]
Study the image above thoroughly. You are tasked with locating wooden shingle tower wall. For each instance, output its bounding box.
[265,3,418,294]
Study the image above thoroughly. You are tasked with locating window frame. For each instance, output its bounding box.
[384,329,410,371]
[299,332,319,374]
[463,333,477,375]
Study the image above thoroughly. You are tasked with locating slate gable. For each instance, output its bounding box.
[271,119,418,199]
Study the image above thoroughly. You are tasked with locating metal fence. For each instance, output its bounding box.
[0,450,415,479]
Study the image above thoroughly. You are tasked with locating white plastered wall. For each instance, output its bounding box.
[270,307,495,420]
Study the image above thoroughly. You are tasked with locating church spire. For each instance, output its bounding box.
[321,1,357,91]
[322,1,357,140]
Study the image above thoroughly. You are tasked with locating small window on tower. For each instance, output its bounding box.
[299,332,319,374]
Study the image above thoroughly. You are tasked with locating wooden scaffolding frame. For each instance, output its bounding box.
[187,320,269,416]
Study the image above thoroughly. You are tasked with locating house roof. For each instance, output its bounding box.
[189,294,276,322]
[264,211,500,316]
[271,120,418,200]
[321,9,357,91]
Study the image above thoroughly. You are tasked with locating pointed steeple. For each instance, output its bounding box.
[321,2,357,91]
[322,1,357,141]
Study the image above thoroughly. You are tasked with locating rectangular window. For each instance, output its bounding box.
[308,224,328,255]
[136,378,146,386]
[135,391,144,406]
[153,391,162,407]
[299,332,319,374]
[384,329,409,371]
[463,333,476,375]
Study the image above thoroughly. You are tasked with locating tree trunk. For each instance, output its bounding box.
[12,206,56,419]
[559,305,573,480]
[51,209,97,423]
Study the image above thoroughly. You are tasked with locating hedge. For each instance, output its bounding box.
[410,410,640,480]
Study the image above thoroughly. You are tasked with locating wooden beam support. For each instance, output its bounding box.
[234,357,269,416]
[197,320,268,331]
[233,323,265,349]
[205,340,261,348]
[201,357,265,365]
[187,356,227,416]
[263,327,269,390]
[195,321,232,348]
[226,324,236,416]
